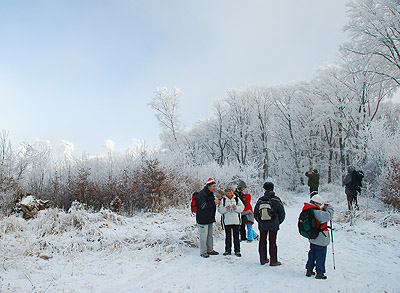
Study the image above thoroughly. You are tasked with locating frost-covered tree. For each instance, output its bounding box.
[248,86,274,180]
[272,82,310,188]
[0,130,14,179]
[149,87,183,150]
[224,89,255,166]
[312,64,353,177]
[343,0,400,86]
[20,140,53,195]
[376,99,400,131]
[336,0,400,169]
[212,100,230,166]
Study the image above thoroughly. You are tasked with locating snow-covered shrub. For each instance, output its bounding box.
[129,158,186,212]
[0,192,16,217]
[0,204,199,262]
[0,176,23,216]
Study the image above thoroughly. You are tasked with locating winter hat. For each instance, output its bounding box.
[206,178,216,186]
[310,194,324,205]
[310,191,319,197]
[313,169,318,174]
[225,186,234,192]
[237,180,247,189]
[263,182,274,191]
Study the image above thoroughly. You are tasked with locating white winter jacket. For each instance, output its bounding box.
[218,196,244,226]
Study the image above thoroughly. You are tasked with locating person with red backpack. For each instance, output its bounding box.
[303,194,334,280]
[196,178,221,258]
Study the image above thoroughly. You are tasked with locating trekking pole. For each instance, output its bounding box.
[330,220,336,270]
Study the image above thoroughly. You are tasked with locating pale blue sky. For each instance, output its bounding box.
[0,0,349,154]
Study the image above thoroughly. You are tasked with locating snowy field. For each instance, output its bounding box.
[1,186,400,293]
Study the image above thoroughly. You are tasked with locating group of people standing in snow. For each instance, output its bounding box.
[195,166,363,280]
[195,178,285,266]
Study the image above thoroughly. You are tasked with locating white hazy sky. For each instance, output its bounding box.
[0,0,350,155]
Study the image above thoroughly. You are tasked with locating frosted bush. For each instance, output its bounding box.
[0,205,197,262]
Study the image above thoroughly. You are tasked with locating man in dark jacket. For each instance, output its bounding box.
[254,182,285,266]
[234,180,247,241]
[305,169,320,195]
[342,166,364,211]
[196,178,220,258]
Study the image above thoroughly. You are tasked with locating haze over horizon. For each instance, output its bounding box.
[1,0,353,155]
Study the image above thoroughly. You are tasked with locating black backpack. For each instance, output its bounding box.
[257,199,275,221]
[298,207,323,239]
[352,170,364,192]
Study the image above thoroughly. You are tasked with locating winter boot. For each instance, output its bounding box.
[306,270,315,277]
[315,273,327,279]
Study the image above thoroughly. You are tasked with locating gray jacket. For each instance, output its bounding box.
[310,206,334,247]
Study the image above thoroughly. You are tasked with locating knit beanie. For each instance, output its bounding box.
[310,194,324,205]
[263,182,274,191]
[237,180,247,189]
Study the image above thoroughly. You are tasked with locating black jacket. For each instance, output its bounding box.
[196,186,217,225]
[254,191,285,231]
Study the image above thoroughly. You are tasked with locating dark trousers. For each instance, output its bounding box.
[309,186,318,194]
[240,222,247,240]
[347,194,359,210]
[224,225,240,253]
[258,230,278,264]
[306,243,327,274]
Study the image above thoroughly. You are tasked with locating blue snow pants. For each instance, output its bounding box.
[306,243,327,274]
[246,224,259,241]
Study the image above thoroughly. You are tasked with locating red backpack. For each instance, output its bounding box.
[191,192,199,213]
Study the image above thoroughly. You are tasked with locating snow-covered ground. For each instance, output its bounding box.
[1,187,399,293]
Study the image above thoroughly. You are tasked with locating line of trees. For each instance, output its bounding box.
[0,134,196,216]
[1,0,400,215]
[150,0,400,199]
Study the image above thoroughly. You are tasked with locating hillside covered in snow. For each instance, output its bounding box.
[1,186,399,292]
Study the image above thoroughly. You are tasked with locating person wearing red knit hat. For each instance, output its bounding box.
[196,178,221,258]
